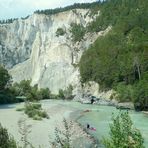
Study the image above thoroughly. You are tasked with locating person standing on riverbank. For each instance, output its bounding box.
[87,124,90,129]
[91,98,95,104]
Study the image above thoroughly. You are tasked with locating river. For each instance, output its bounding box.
[0,100,148,147]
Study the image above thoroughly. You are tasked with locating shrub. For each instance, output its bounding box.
[133,74,148,111]
[38,111,49,119]
[70,23,86,42]
[24,102,49,120]
[102,111,145,148]
[0,123,17,148]
[58,85,74,100]
[58,89,65,99]
[12,80,52,101]
[37,88,51,100]
[56,28,66,36]
[51,118,72,148]
[115,83,134,102]
[16,108,24,111]
[33,115,42,120]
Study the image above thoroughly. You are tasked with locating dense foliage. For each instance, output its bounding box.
[24,102,49,120]
[12,80,51,101]
[79,0,148,110]
[0,18,18,24]
[70,23,86,42]
[103,111,144,148]
[58,85,73,100]
[0,67,74,104]
[0,65,11,91]
[0,65,17,104]
[0,123,17,148]
[34,2,101,16]
[17,102,49,120]
[0,65,73,104]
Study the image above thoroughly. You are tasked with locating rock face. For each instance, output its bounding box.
[0,9,111,94]
[73,81,117,105]
[116,102,134,110]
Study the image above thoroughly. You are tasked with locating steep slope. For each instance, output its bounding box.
[0,8,110,93]
[79,0,148,110]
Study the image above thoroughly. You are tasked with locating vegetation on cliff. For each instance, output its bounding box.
[56,27,66,37]
[70,23,86,42]
[34,2,101,16]
[79,0,148,110]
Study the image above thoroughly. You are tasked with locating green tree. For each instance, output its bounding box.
[64,85,73,100]
[79,0,148,107]
[0,65,16,104]
[133,73,148,111]
[115,83,134,102]
[38,88,51,100]
[102,111,145,148]
[0,65,11,91]
[70,23,86,42]
[58,89,65,99]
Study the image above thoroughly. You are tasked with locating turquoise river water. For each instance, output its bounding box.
[48,100,148,147]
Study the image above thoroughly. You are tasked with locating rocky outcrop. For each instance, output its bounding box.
[116,102,134,110]
[0,8,111,94]
[73,81,117,106]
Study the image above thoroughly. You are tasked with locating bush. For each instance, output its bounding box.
[56,28,66,36]
[58,89,65,99]
[33,115,42,120]
[70,23,86,42]
[51,118,72,148]
[102,111,145,148]
[11,80,52,101]
[58,85,73,100]
[133,73,148,111]
[24,102,49,120]
[37,88,51,100]
[0,123,17,148]
[115,83,134,102]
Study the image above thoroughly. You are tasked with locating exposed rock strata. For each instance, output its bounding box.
[0,9,111,94]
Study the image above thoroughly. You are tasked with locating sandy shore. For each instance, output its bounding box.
[0,102,94,148]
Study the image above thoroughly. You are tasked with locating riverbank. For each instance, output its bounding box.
[0,101,95,148]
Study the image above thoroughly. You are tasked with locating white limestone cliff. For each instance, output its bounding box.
[0,9,111,94]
